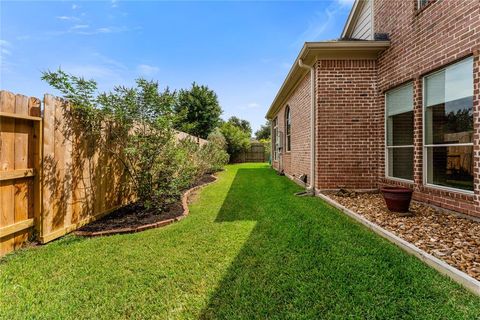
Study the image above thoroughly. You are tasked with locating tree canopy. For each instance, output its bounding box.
[227,116,252,136]
[255,120,271,140]
[174,82,223,139]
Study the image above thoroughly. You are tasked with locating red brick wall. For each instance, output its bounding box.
[272,73,312,184]
[270,0,480,217]
[375,0,480,217]
[315,60,378,189]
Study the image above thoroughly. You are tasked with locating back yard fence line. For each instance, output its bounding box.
[0,90,206,256]
[231,142,267,163]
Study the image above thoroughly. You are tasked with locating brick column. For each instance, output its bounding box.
[473,51,480,214]
[413,77,423,192]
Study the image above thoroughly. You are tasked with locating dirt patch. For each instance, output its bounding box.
[77,174,216,235]
[326,192,480,281]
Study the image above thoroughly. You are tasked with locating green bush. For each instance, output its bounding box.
[219,122,251,159]
[200,129,229,172]
[42,69,227,212]
[259,138,271,162]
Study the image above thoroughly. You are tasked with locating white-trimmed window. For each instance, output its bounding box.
[424,57,474,192]
[386,82,414,181]
[272,117,278,160]
[285,106,291,152]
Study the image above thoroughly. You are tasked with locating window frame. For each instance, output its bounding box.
[384,82,415,183]
[285,105,291,152]
[273,117,278,161]
[422,57,474,195]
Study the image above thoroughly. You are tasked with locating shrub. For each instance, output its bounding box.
[259,138,271,162]
[199,129,229,172]
[219,122,251,159]
[42,69,226,212]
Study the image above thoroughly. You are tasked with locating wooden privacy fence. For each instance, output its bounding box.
[231,141,266,163]
[0,90,206,256]
[0,91,41,255]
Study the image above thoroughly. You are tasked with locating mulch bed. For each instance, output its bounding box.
[76,174,216,236]
[325,192,480,281]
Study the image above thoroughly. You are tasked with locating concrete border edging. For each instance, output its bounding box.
[317,193,480,297]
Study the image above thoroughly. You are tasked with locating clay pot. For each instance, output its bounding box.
[380,187,413,213]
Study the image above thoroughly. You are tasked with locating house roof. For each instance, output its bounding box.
[265,40,390,119]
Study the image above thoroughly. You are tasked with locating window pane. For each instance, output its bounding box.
[387,111,414,146]
[425,57,474,145]
[425,58,473,107]
[388,147,413,180]
[426,146,473,191]
[425,70,445,107]
[386,83,413,116]
[425,98,473,144]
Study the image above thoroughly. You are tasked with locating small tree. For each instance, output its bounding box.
[42,69,213,211]
[219,122,251,158]
[174,82,223,139]
[255,120,271,140]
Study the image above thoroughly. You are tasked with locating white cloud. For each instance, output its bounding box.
[0,40,13,73]
[56,16,80,21]
[0,40,12,56]
[0,40,11,47]
[73,26,132,35]
[71,24,89,30]
[64,65,116,79]
[59,53,128,84]
[97,27,112,33]
[247,102,260,108]
[137,64,160,76]
[299,9,336,42]
[72,4,79,10]
[111,0,118,8]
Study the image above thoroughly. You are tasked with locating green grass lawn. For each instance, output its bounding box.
[1,163,479,319]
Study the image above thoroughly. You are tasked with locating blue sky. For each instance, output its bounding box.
[0,0,353,132]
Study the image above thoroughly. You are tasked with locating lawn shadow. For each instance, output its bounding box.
[199,166,477,319]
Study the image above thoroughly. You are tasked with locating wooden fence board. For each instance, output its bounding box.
[0,91,38,255]
[13,94,31,248]
[30,97,42,236]
[0,91,16,255]
[42,94,55,237]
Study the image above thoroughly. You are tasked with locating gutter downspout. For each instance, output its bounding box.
[298,59,316,194]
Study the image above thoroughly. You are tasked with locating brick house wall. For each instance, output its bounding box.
[375,0,480,217]
[269,0,480,218]
[316,60,378,189]
[272,73,312,184]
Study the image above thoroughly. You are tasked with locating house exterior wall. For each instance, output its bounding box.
[272,73,312,185]
[375,0,480,217]
[316,60,378,189]
[269,0,480,218]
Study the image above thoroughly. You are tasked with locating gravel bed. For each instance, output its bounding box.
[326,192,480,280]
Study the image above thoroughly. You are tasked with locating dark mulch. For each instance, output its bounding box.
[77,174,216,233]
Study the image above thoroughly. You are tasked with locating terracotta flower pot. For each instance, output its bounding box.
[380,187,413,213]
